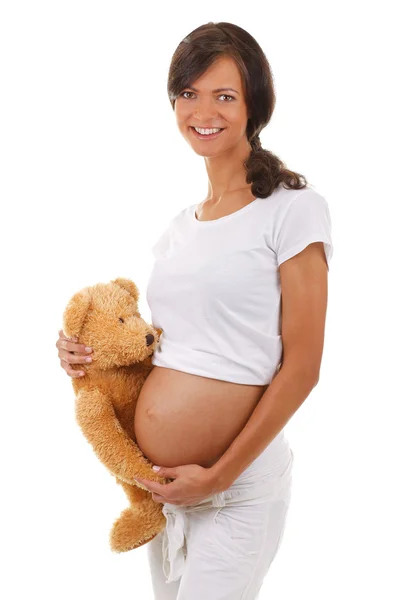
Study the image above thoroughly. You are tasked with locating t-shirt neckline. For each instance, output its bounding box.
[191,197,262,226]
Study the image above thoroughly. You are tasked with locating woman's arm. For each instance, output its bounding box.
[209,241,329,490]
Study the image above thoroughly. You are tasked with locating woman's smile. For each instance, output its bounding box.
[190,126,226,140]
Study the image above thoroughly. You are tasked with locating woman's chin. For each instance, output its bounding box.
[188,143,227,158]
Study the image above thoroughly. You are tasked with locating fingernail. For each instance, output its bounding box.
[152,466,160,472]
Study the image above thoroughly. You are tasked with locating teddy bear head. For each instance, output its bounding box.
[62,277,162,370]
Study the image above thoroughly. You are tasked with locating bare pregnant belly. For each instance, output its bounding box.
[134,366,268,469]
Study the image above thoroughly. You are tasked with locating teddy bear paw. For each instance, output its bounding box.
[109,506,165,553]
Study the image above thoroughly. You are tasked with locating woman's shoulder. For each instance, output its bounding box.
[267,182,324,204]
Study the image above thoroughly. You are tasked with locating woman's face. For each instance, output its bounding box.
[174,55,250,157]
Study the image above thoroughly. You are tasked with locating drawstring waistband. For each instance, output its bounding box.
[160,449,293,583]
[161,490,227,582]
[161,505,186,583]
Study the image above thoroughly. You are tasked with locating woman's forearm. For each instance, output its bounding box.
[208,364,319,492]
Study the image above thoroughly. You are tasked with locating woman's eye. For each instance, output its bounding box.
[119,317,125,323]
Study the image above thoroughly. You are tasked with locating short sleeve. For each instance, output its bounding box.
[273,188,333,270]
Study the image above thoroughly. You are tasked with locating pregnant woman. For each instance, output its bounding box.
[56,21,333,600]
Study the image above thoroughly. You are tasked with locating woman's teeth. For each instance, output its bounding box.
[194,127,222,135]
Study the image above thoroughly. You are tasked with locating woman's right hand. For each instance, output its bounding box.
[56,329,93,378]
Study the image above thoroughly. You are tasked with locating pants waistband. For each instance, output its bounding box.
[161,448,294,583]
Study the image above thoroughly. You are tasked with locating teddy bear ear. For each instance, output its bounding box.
[111,278,140,302]
[62,287,92,339]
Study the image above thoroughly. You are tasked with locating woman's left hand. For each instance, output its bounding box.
[134,463,220,506]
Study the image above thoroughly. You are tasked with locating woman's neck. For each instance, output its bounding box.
[204,137,252,202]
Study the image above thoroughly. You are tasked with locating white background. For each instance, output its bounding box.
[1,1,399,598]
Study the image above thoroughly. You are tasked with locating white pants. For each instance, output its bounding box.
[147,431,294,600]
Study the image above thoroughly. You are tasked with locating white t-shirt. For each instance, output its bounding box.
[146,183,333,385]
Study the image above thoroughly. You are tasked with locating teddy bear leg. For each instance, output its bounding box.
[110,480,166,553]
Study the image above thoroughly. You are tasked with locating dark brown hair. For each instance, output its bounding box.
[167,21,309,198]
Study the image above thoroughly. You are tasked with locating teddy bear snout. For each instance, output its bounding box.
[145,333,154,346]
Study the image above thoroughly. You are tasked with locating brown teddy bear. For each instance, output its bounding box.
[62,277,168,553]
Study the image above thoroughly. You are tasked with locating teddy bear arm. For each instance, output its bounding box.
[75,388,156,485]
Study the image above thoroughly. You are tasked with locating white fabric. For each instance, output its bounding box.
[147,433,294,599]
[146,183,333,385]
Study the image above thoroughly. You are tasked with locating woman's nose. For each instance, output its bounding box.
[193,99,219,122]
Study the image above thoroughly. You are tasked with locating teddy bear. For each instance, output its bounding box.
[62,277,169,553]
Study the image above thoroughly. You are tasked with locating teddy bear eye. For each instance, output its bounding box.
[118,317,125,323]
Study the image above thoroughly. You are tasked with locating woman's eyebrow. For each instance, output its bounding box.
[187,86,240,94]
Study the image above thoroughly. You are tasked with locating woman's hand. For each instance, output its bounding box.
[56,329,93,378]
[134,463,220,506]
